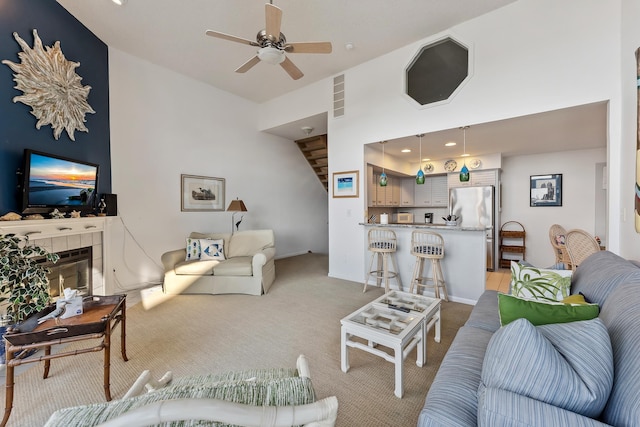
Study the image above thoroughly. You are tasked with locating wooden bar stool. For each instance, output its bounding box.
[364,228,401,293]
[409,230,448,301]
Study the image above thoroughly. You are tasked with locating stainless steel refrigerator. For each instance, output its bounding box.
[449,186,496,271]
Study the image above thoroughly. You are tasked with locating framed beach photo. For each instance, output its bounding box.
[181,174,225,211]
[333,170,359,198]
[530,174,562,207]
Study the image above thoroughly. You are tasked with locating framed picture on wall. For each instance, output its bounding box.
[530,174,562,207]
[332,170,359,198]
[181,174,225,211]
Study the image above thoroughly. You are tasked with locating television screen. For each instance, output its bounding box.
[21,149,99,215]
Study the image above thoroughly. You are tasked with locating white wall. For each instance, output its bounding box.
[260,0,629,284]
[106,49,329,291]
[501,148,607,268]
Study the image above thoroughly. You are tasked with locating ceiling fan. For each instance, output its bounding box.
[205,2,332,80]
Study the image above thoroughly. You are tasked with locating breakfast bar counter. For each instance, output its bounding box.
[361,223,487,304]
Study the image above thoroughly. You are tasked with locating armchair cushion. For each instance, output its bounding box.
[227,229,275,258]
[212,257,253,276]
[200,239,225,260]
[45,359,318,427]
[174,259,220,275]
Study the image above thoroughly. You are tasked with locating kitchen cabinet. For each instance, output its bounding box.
[368,169,401,207]
[367,166,376,207]
[389,177,401,207]
[430,176,448,206]
[414,175,448,207]
[400,179,414,207]
[448,169,499,189]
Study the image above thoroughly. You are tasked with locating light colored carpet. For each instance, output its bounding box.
[0,253,472,427]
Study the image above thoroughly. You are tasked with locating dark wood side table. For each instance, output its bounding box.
[1,294,128,427]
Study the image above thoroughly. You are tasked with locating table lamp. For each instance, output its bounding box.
[227,198,247,233]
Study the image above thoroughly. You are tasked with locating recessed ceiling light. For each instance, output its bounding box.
[445,142,456,147]
[112,0,127,5]
[401,149,411,153]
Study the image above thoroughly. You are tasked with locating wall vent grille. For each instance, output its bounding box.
[333,75,345,117]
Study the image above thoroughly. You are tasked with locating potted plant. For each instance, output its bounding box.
[0,233,59,323]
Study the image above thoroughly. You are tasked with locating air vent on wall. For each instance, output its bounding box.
[333,74,345,117]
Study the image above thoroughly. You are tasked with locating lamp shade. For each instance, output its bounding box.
[227,199,247,212]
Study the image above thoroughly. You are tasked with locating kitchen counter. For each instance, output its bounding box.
[361,222,490,231]
[361,223,487,304]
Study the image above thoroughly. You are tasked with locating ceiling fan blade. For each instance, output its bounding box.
[235,56,261,73]
[280,56,303,80]
[205,30,258,47]
[285,42,332,54]
[265,3,282,42]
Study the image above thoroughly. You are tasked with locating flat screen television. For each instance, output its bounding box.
[20,149,99,215]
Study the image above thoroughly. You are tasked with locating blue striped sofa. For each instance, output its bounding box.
[418,250,640,427]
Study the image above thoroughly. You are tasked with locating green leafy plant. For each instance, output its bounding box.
[0,234,59,323]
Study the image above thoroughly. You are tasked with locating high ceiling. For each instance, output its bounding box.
[56,0,517,103]
[55,1,607,159]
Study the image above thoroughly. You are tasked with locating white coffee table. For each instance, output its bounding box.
[340,291,441,398]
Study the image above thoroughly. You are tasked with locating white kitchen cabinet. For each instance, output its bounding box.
[414,178,433,206]
[414,175,447,207]
[400,178,415,207]
[430,176,448,206]
[389,177,401,206]
[448,169,499,189]
[367,166,376,206]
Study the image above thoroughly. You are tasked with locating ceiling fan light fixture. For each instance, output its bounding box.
[258,47,285,65]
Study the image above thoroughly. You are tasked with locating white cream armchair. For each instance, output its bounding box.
[161,229,276,296]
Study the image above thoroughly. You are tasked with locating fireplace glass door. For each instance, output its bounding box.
[44,247,92,300]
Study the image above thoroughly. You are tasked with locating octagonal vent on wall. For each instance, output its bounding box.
[405,36,471,107]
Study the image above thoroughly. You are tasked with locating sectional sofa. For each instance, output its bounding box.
[419,250,640,426]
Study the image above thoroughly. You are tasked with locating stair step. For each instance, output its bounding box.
[295,135,328,191]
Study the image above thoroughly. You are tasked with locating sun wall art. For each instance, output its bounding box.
[2,29,95,141]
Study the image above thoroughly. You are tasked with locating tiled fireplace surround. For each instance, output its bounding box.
[0,217,114,296]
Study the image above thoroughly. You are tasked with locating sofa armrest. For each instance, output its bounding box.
[478,387,612,427]
[161,249,187,272]
[252,247,276,272]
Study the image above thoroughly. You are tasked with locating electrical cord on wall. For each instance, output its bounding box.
[111,208,164,292]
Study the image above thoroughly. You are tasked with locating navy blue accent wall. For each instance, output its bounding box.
[0,0,111,215]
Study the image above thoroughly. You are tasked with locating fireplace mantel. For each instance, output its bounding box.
[0,217,115,295]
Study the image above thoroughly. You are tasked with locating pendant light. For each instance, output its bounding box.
[416,134,425,184]
[459,126,470,182]
[379,141,387,186]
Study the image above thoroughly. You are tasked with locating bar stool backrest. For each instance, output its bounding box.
[411,230,444,258]
[368,228,397,253]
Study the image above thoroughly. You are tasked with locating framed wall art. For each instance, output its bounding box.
[181,174,225,211]
[530,174,562,207]
[332,170,359,198]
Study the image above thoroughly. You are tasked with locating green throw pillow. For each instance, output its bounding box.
[498,293,599,326]
[510,261,573,302]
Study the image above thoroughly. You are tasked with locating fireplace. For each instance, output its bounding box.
[0,217,111,296]
[40,247,92,300]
